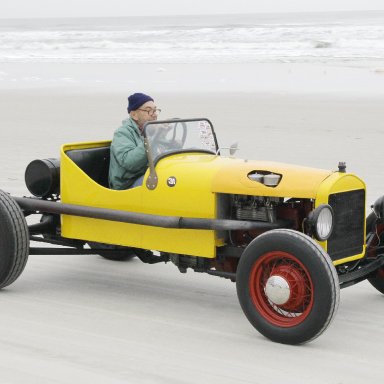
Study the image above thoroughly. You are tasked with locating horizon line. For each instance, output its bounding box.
[1,9,384,20]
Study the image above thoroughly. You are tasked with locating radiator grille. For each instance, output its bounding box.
[327,189,365,261]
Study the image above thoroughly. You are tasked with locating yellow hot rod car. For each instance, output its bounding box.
[1,118,384,345]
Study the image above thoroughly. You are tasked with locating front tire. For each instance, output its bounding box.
[0,190,29,288]
[236,229,339,344]
[368,268,384,294]
[365,211,384,294]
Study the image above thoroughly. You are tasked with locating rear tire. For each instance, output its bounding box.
[0,190,29,288]
[236,229,339,345]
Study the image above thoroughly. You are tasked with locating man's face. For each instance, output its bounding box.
[131,100,159,130]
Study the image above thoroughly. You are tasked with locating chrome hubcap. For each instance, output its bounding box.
[265,275,291,305]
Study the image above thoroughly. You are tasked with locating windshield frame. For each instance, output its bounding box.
[143,118,219,164]
[142,118,219,190]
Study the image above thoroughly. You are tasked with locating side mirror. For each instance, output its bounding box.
[229,142,239,156]
[216,142,239,157]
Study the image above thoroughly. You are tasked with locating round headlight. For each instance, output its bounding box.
[308,204,334,241]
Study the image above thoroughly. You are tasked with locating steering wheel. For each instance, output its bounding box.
[151,121,187,149]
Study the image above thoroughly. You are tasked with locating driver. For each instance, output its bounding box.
[109,92,160,190]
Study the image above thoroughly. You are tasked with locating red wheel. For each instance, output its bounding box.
[236,229,339,344]
[249,251,314,327]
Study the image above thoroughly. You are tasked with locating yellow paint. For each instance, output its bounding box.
[61,144,224,257]
[212,159,332,198]
[315,172,366,265]
[60,141,366,265]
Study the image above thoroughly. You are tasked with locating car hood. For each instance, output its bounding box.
[210,157,333,198]
[158,154,333,199]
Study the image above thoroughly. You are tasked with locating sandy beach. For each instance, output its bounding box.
[1,61,384,383]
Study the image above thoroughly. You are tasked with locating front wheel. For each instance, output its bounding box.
[368,268,384,294]
[236,229,339,345]
[365,211,384,294]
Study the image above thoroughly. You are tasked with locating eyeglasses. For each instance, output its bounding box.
[137,108,161,116]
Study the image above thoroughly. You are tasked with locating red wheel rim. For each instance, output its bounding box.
[249,251,314,327]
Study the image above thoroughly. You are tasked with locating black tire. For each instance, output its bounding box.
[366,211,377,235]
[368,268,384,294]
[88,241,136,261]
[236,229,339,345]
[0,190,29,288]
[365,211,384,294]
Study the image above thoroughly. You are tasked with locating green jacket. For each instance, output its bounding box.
[109,117,148,189]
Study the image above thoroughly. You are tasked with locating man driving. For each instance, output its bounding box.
[109,92,160,190]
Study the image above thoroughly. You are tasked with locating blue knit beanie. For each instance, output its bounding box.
[127,93,154,113]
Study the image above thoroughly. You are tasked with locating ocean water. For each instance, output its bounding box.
[0,11,384,65]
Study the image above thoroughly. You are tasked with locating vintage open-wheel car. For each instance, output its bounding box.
[1,118,383,344]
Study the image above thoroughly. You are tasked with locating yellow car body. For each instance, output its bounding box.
[60,138,365,266]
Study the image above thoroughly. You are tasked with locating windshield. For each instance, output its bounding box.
[144,118,218,161]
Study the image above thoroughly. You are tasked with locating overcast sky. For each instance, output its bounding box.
[1,0,384,18]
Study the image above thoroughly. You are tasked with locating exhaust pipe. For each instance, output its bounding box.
[13,196,289,231]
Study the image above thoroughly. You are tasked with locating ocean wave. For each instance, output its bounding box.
[0,15,383,64]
